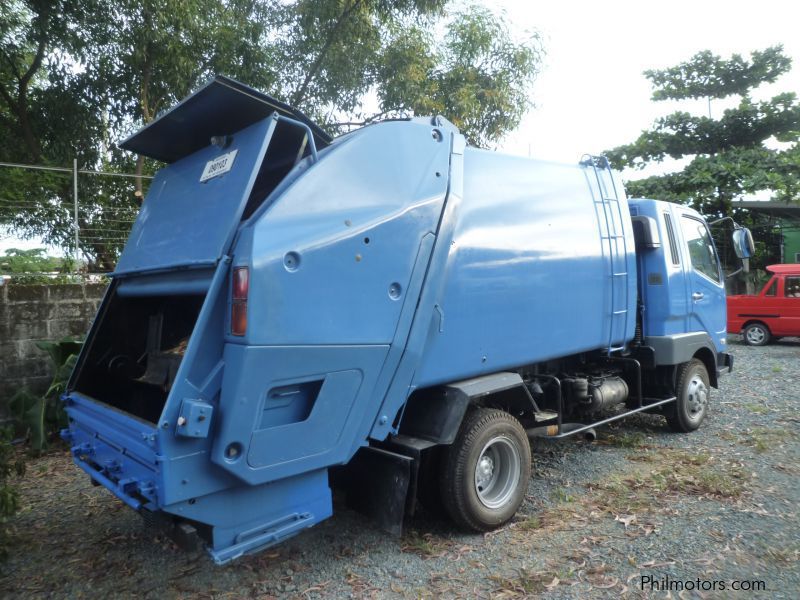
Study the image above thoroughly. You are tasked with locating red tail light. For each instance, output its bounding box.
[233,266,249,300]
[232,267,249,336]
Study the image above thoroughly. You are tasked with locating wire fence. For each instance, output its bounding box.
[0,160,150,272]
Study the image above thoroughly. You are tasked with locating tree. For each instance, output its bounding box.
[606,46,800,219]
[1,1,543,269]
[0,247,67,273]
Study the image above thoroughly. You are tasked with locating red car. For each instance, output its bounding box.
[727,264,800,345]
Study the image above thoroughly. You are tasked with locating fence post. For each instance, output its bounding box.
[73,158,80,272]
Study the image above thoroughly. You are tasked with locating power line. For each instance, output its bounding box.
[0,161,154,179]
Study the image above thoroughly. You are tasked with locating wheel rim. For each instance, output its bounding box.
[685,375,708,422]
[474,435,521,509]
[746,326,766,344]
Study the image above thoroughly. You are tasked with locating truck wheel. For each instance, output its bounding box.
[440,408,530,532]
[665,359,709,433]
[743,322,770,346]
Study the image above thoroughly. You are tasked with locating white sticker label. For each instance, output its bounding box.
[200,149,238,182]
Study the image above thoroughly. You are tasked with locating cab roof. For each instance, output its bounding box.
[119,76,331,163]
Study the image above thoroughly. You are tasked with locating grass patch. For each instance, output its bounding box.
[600,431,648,449]
[515,515,541,532]
[586,450,749,515]
[744,403,769,415]
[743,427,795,453]
[549,487,575,503]
[771,365,783,373]
[491,567,562,596]
[763,543,800,565]
[400,531,452,558]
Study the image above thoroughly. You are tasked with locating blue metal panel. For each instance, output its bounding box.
[163,468,332,564]
[672,205,727,352]
[411,150,638,388]
[234,119,451,346]
[629,199,691,337]
[210,344,388,485]
[115,117,275,275]
[64,392,160,507]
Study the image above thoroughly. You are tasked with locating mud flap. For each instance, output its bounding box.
[335,446,413,535]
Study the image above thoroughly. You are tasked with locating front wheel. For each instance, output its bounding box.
[743,322,770,346]
[665,359,710,433]
[440,408,531,532]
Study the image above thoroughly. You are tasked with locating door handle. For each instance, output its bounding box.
[692,292,704,301]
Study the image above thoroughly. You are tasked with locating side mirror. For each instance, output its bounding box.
[732,228,755,259]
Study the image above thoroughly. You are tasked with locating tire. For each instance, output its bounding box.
[743,322,771,346]
[439,408,531,532]
[665,359,710,433]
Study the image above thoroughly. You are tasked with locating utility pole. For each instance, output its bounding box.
[73,158,80,272]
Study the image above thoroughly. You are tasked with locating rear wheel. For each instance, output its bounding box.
[743,322,770,346]
[440,408,530,531]
[665,359,710,432]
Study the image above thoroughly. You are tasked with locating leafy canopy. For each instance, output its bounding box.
[606,46,800,218]
[1,0,543,269]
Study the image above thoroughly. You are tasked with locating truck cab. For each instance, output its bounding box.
[629,199,730,379]
[727,264,800,345]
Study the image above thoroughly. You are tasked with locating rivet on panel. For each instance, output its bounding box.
[388,282,402,300]
[355,254,362,262]
[431,129,443,142]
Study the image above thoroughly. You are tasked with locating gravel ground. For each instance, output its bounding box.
[2,337,798,599]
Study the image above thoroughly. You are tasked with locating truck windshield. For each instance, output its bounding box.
[680,216,721,283]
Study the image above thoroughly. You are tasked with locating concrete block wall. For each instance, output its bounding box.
[0,283,107,405]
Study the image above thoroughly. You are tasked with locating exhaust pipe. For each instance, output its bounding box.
[526,423,596,442]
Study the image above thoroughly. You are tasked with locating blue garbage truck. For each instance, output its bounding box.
[62,76,752,563]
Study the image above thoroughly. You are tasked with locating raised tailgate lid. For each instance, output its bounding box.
[119,75,331,164]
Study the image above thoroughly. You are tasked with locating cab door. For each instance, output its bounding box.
[775,275,800,335]
[676,209,727,351]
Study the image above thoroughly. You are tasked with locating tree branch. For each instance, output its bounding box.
[19,35,47,90]
[290,0,363,106]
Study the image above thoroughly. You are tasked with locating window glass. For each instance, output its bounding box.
[785,276,800,298]
[679,216,721,283]
[663,213,680,265]
[765,279,777,296]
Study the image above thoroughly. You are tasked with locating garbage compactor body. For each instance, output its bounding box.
[63,77,728,563]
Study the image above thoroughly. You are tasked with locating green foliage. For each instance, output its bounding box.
[377,6,542,147]
[646,46,792,101]
[5,338,82,452]
[1,0,543,268]
[0,248,72,274]
[606,46,800,218]
[0,425,25,560]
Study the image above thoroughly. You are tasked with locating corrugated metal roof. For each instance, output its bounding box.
[735,201,800,221]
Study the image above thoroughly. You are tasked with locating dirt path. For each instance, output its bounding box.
[2,339,798,598]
